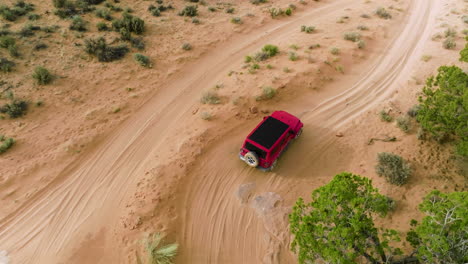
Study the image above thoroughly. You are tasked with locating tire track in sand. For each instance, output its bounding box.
[178,0,439,263]
[0,1,357,263]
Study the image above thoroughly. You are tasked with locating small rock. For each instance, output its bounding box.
[336,132,344,137]
[250,106,258,114]
[261,109,270,114]
[192,108,199,115]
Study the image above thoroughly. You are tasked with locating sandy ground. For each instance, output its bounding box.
[0,0,467,263]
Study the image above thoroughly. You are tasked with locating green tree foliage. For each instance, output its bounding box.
[289,172,406,264]
[407,191,468,264]
[417,66,468,156]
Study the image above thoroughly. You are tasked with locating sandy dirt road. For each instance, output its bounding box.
[0,0,440,263]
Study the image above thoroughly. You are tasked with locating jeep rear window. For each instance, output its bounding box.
[244,142,266,159]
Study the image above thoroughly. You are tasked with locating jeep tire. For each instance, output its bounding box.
[244,151,259,167]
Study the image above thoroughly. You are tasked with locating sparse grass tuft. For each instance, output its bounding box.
[343,32,361,42]
[443,37,456,49]
[330,47,340,55]
[379,110,392,122]
[231,17,242,24]
[375,152,411,186]
[144,233,178,264]
[182,43,192,50]
[32,66,52,85]
[375,7,391,19]
[134,53,151,67]
[288,51,298,61]
[256,86,276,101]
[444,28,456,38]
[421,55,432,62]
[357,40,366,49]
[0,135,15,154]
[225,7,235,14]
[357,25,368,31]
[301,25,315,33]
[84,37,129,62]
[396,115,411,133]
[200,91,220,104]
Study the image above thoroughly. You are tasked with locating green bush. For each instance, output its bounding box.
[84,37,129,62]
[417,66,467,156]
[28,13,40,20]
[262,44,279,57]
[253,51,269,62]
[288,51,298,61]
[95,8,112,20]
[285,7,292,16]
[0,100,28,118]
[444,28,457,38]
[256,86,276,101]
[330,47,340,55]
[375,7,391,19]
[231,17,242,24]
[0,136,15,154]
[375,152,411,186]
[112,13,145,35]
[70,16,87,31]
[443,37,456,49]
[131,37,145,50]
[407,105,420,117]
[269,8,284,18]
[200,91,220,104]
[460,36,468,62]
[96,22,109,31]
[343,32,361,42]
[396,116,411,133]
[182,43,192,50]
[0,36,15,49]
[379,110,392,122]
[301,25,315,33]
[134,53,151,67]
[225,7,235,14]
[144,233,178,264]
[178,5,198,17]
[0,58,15,72]
[32,66,53,85]
[250,0,267,4]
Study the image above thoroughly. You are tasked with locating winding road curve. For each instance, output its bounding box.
[0,0,439,263]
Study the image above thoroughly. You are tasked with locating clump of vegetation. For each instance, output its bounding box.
[134,53,151,67]
[28,13,40,20]
[53,0,95,19]
[130,37,145,50]
[443,37,456,49]
[200,91,220,104]
[330,47,340,55]
[112,13,145,37]
[148,4,173,16]
[95,8,112,20]
[357,40,366,49]
[308,44,320,49]
[70,15,87,31]
[357,25,368,31]
[0,135,15,154]
[421,55,432,62]
[407,191,468,264]
[375,152,411,186]
[19,24,40,37]
[262,44,279,57]
[0,58,15,72]
[231,17,242,24]
[288,51,298,61]
[417,65,467,156]
[0,100,28,118]
[0,1,35,21]
[379,110,392,122]
[460,36,468,62]
[375,7,392,19]
[444,28,457,38]
[343,32,361,42]
[300,25,315,33]
[182,43,192,50]
[225,7,235,14]
[256,86,276,101]
[407,105,420,117]
[96,22,109,31]
[84,37,129,62]
[250,0,267,4]
[396,115,411,133]
[290,173,407,264]
[32,66,53,85]
[144,233,178,264]
[178,5,198,17]
[200,111,212,120]
[269,7,292,18]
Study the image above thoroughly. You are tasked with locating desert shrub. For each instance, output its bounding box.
[256,86,276,101]
[32,66,53,85]
[0,136,15,154]
[200,91,220,104]
[95,8,112,20]
[8,44,19,57]
[0,58,15,72]
[0,100,28,118]
[0,36,15,49]
[42,25,60,33]
[145,233,178,264]
[379,110,392,122]
[178,5,198,17]
[330,47,340,55]
[417,66,467,156]
[191,17,200,24]
[225,7,235,14]
[407,105,420,117]
[130,37,145,50]
[308,44,320,49]
[375,7,391,19]
[444,28,456,38]
[70,16,87,31]
[357,25,368,30]
[253,51,269,62]
[207,6,216,12]
[84,37,129,62]
[112,13,145,35]
[250,0,267,4]
[104,1,122,12]
[288,51,298,61]
[0,1,34,21]
[182,43,192,50]
[262,44,278,57]
[231,17,242,24]
[300,25,315,33]
[28,13,40,20]
[53,0,94,19]
[396,115,411,133]
[335,65,344,73]
[19,24,40,37]
[200,111,212,120]
[244,55,252,63]
[149,5,161,16]
[460,36,468,62]
[443,37,456,49]
[375,152,411,185]
[134,53,151,67]
[34,43,47,50]
[285,7,292,16]
[96,22,109,31]
[269,8,284,18]
[343,32,361,42]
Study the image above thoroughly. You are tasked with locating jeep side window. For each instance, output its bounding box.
[245,142,267,159]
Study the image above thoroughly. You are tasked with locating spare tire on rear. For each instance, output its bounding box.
[244,151,259,167]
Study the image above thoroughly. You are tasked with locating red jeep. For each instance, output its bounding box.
[239,111,303,171]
